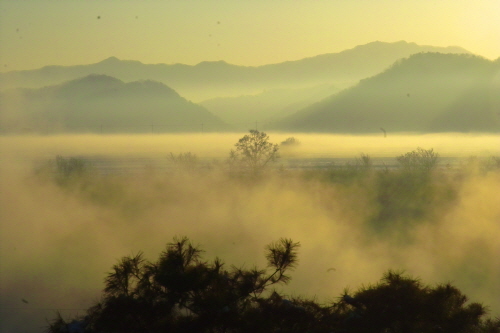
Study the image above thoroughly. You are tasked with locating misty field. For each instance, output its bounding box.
[1,133,499,332]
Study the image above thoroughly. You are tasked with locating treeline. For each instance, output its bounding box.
[41,132,500,234]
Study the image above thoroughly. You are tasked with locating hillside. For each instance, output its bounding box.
[199,84,339,131]
[0,41,471,102]
[275,53,500,133]
[0,75,227,133]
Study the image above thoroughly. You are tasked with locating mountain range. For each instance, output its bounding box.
[1,41,498,134]
[0,41,470,102]
[0,75,227,133]
[275,53,500,133]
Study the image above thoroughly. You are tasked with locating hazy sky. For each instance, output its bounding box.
[1,0,499,72]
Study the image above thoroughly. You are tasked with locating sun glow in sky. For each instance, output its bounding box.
[1,0,499,72]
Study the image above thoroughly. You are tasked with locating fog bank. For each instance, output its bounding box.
[1,133,499,333]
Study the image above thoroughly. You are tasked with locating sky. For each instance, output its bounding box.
[0,0,499,72]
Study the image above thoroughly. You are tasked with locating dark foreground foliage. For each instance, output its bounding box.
[47,237,499,333]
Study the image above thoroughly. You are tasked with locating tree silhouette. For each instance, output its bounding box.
[229,130,279,175]
[47,237,302,333]
[47,240,499,333]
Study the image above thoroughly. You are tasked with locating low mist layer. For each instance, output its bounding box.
[1,133,499,333]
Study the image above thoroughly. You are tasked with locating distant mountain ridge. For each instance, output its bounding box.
[0,75,227,133]
[200,84,340,131]
[275,53,500,133]
[2,42,495,134]
[0,41,472,101]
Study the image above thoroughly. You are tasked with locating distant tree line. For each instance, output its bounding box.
[42,132,499,234]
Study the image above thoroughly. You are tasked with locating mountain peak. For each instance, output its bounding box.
[195,60,230,67]
[348,40,470,54]
[99,56,121,64]
[279,52,497,133]
[56,74,123,94]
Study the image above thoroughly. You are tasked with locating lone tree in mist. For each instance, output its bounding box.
[229,130,279,174]
[47,237,500,333]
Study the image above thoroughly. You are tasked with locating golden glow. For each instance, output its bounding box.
[2,133,498,159]
[1,1,499,72]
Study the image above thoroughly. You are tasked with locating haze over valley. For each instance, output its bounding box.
[1,42,499,134]
[1,133,500,333]
[1,41,499,333]
[1,1,500,332]
[0,41,472,100]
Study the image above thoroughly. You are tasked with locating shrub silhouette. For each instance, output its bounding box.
[334,270,494,333]
[55,155,89,178]
[46,239,499,333]
[369,148,455,233]
[280,137,300,147]
[396,147,439,173]
[168,152,200,172]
